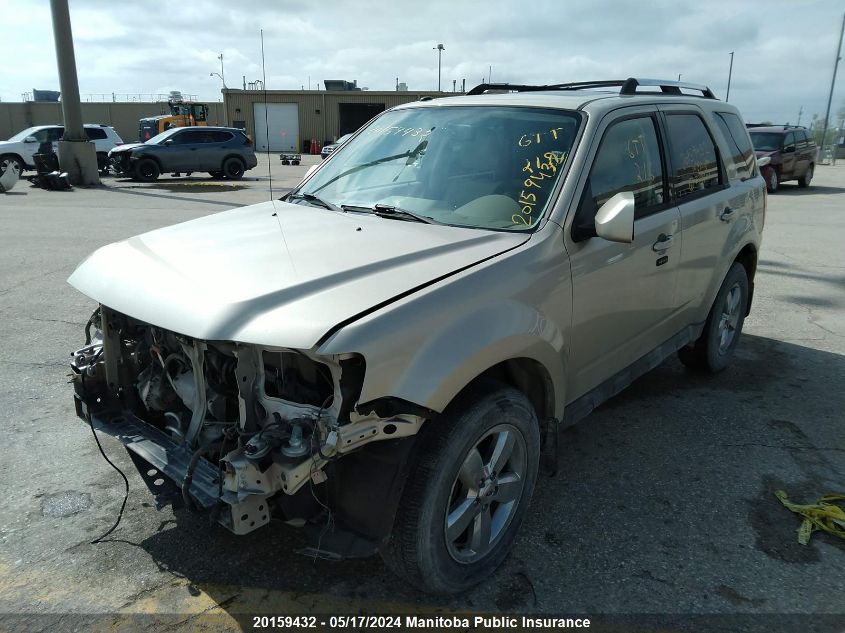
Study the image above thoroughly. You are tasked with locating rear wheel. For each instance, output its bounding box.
[798,164,813,188]
[678,262,749,373]
[133,158,160,182]
[380,381,540,593]
[222,157,245,180]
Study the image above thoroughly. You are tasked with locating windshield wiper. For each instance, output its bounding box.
[286,192,343,213]
[311,138,430,195]
[341,203,440,224]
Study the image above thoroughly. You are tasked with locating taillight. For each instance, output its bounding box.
[244,137,253,146]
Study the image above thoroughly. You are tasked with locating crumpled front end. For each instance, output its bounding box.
[71,306,423,546]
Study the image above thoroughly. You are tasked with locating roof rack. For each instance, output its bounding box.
[466,77,717,99]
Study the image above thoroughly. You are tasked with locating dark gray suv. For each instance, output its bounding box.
[108,126,258,181]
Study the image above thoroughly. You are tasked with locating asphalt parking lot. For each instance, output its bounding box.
[1,158,843,631]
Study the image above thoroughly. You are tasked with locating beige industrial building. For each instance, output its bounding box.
[0,101,226,145]
[222,89,451,152]
[0,88,457,150]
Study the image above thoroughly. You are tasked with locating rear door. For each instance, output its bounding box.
[658,106,754,325]
[565,109,683,400]
[793,130,810,176]
[206,130,235,170]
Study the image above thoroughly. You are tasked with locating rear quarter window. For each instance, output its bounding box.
[85,128,107,140]
[208,131,234,143]
[712,112,756,180]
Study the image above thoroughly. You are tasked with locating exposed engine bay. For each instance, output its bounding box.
[70,306,423,545]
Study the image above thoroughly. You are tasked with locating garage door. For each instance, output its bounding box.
[253,103,299,152]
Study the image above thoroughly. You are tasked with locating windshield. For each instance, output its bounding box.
[749,132,782,152]
[296,106,581,231]
[145,128,179,145]
[7,127,40,142]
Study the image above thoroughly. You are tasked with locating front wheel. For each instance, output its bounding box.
[133,158,160,182]
[764,167,779,193]
[798,164,813,188]
[381,381,540,593]
[678,262,749,373]
[222,157,245,180]
[0,154,23,177]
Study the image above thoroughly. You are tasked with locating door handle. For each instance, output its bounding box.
[720,207,736,222]
[652,234,674,251]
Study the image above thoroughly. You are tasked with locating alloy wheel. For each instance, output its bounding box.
[718,283,742,354]
[444,424,527,564]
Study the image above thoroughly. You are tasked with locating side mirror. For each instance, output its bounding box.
[594,192,635,243]
[783,145,795,153]
[757,155,771,168]
[163,139,174,146]
[24,136,37,143]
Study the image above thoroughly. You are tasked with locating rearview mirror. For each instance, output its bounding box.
[594,192,635,243]
[24,136,37,143]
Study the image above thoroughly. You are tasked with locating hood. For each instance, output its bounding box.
[68,201,528,349]
[111,142,144,153]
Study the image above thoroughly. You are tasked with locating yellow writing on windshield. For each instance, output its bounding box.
[512,151,567,226]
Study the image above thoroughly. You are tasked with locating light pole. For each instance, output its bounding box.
[433,43,445,91]
[726,51,734,102]
[820,12,844,163]
[217,53,226,88]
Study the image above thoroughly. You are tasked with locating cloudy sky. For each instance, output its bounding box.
[2,0,844,126]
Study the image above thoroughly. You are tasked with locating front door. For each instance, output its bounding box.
[780,131,797,179]
[565,110,682,401]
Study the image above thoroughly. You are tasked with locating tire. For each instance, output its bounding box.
[0,154,24,177]
[764,167,779,193]
[209,171,224,179]
[222,157,245,180]
[96,152,108,173]
[798,164,813,188]
[678,262,749,373]
[380,381,541,593]
[133,158,160,182]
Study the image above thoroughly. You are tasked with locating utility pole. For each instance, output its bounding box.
[797,105,803,126]
[434,43,445,91]
[49,0,99,184]
[489,65,492,83]
[726,51,734,102]
[243,75,246,91]
[821,12,845,162]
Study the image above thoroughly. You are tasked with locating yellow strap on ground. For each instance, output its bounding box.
[775,490,845,545]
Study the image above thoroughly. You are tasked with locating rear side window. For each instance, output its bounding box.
[576,116,665,226]
[85,128,107,140]
[208,131,234,143]
[712,112,756,180]
[665,114,721,199]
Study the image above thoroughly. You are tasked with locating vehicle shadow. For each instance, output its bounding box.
[774,183,845,195]
[133,334,845,617]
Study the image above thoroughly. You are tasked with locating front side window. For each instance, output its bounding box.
[586,116,664,215]
[295,106,581,231]
[783,132,795,152]
[712,112,755,180]
[665,114,721,199]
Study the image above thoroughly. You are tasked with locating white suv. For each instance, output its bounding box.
[0,124,124,174]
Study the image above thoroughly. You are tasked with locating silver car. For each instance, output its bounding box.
[68,78,764,593]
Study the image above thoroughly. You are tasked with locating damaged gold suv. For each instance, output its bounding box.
[69,78,765,593]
